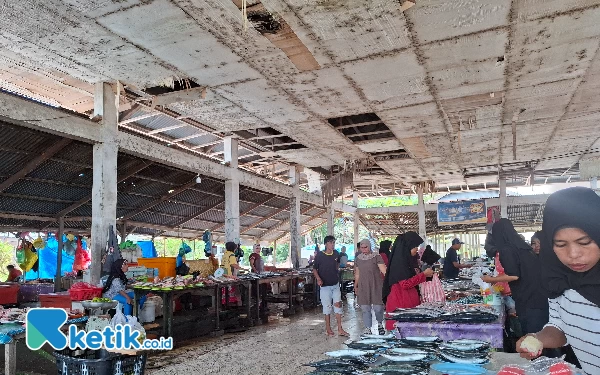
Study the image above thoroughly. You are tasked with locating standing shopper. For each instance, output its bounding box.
[379,240,392,267]
[420,245,441,271]
[355,239,387,335]
[383,232,433,331]
[249,244,264,273]
[517,187,600,373]
[493,219,549,335]
[313,236,349,337]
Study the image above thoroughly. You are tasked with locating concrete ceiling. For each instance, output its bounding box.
[1,0,600,197]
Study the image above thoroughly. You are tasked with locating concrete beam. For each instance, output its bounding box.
[0,91,322,206]
[331,201,357,214]
[359,205,437,215]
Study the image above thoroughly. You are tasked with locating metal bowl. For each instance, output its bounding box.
[81,300,118,310]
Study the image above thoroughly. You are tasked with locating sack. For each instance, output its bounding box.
[419,273,445,303]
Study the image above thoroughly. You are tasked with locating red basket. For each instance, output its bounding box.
[69,287,103,301]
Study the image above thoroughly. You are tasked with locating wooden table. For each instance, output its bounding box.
[132,280,251,341]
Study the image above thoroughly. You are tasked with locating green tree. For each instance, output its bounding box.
[0,240,15,280]
[154,238,206,259]
[275,243,289,264]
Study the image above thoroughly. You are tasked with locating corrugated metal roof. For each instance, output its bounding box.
[0,120,322,240]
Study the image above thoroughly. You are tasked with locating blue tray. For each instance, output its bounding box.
[431,363,487,374]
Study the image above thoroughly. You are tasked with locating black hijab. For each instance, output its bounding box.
[541,187,600,306]
[379,240,392,258]
[421,245,441,265]
[103,258,128,293]
[383,232,423,302]
[491,219,532,253]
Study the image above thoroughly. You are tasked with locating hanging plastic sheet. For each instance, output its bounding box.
[25,234,76,280]
[137,241,157,258]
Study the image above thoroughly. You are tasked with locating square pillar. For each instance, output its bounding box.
[289,166,301,268]
[353,191,359,246]
[91,82,118,286]
[327,205,335,236]
[499,179,508,218]
[224,136,240,243]
[417,184,426,243]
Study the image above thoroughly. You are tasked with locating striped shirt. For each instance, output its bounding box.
[546,290,600,375]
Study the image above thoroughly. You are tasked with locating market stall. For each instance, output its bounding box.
[389,277,506,349]
[131,275,252,343]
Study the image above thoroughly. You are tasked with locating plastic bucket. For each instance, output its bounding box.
[138,300,156,323]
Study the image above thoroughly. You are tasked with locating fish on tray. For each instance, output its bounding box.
[361,333,396,340]
[367,362,429,374]
[438,351,489,365]
[345,343,386,351]
[440,342,490,352]
[380,352,428,362]
[404,336,440,342]
[324,349,371,358]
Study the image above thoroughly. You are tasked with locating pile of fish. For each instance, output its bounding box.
[438,339,491,365]
[387,303,499,323]
[306,335,493,374]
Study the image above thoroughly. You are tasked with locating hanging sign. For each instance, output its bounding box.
[437,200,487,226]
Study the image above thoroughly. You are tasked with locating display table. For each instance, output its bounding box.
[132,280,251,343]
[394,306,505,349]
[17,283,54,303]
[1,316,88,375]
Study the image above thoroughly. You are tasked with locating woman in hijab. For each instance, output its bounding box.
[517,187,600,373]
[379,240,392,267]
[102,259,144,315]
[383,232,433,331]
[492,219,549,335]
[355,239,387,335]
[420,245,441,271]
[481,232,517,315]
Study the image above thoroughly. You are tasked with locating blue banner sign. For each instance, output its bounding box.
[437,200,487,226]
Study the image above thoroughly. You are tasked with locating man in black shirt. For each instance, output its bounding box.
[443,238,472,278]
[313,235,349,337]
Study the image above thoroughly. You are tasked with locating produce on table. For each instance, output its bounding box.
[91,297,112,303]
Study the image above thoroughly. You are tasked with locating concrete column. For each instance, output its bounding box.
[54,217,64,292]
[353,191,359,246]
[289,166,301,268]
[91,82,118,286]
[224,136,240,243]
[417,184,427,242]
[499,179,508,218]
[327,205,335,236]
[591,177,598,190]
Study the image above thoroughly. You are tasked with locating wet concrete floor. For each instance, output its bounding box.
[147,295,364,375]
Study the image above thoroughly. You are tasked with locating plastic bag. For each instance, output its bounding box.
[73,238,91,271]
[19,242,38,273]
[111,308,128,328]
[32,235,45,250]
[419,273,445,303]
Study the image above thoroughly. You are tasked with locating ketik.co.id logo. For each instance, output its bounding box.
[26,308,173,351]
